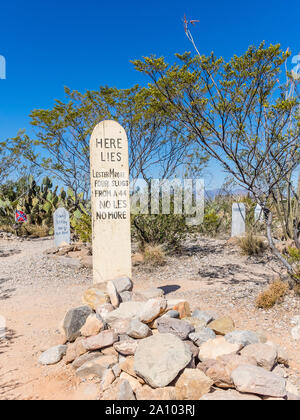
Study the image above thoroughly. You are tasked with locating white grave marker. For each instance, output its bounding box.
[53,207,70,247]
[90,120,131,284]
[254,204,263,222]
[231,203,246,237]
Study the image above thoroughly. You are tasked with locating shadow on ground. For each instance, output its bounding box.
[0,278,16,301]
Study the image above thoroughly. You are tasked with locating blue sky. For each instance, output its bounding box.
[0,0,299,188]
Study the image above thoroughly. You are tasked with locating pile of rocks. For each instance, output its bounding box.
[44,243,92,269]
[39,277,300,400]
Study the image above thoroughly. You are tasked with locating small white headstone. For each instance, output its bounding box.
[231,203,245,237]
[254,204,263,222]
[53,207,70,247]
[90,120,131,284]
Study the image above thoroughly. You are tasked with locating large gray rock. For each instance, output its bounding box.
[156,317,194,340]
[134,333,192,388]
[225,330,260,347]
[240,343,277,371]
[102,302,144,324]
[63,306,92,342]
[189,328,216,347]
[39,345,67,365]
[127,319,152,339]
[231,364,287,398]
[192,310,214,325]
[112,277,133,293]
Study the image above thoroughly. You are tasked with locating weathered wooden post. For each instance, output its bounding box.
[90,120,131,284]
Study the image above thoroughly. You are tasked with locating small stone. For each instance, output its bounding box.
[112,363,121,378]
[127,319,152,339]
[101,368,115,391]
[112,277,133,293]
[83,330,118,351]
[165,310,180,318]
[119,356,144,383]
[96,303,114,318]
[65,338,87,363]
[224,330,259,347]
[198,354,257,388]
[272,365,287,378]
[103,302,144,324]
[76,355,117,379]
[119,291,132,302]
[80,314,104,337]
[117,379,136,400]
[39,345,67,365]
[120,372,143,393]
[291,315,300,326]
[175,368,213,400]
[134,333,192,388]
[291,325,300,340]
[83,285,110,310]
[286,381,300,397]
[200,389,261,400]
[72,351,102,369]
[173,301,191,319]
[157,317,194,340]
[63,306,92,342]
[256,329,268,343]
[189,328,216,347]
[135,385,176,400]
[192,309,214,325]
[266,341,289,366]
[138,298,167,324]
[107,281,120,308]
[240,343,277,371]
[109,318,131,334]
[198,337,242,361]
[184,340,199,358]
[182,317,207,331]
[132,288,164,302]
[231,364,287,398]
[101,346,119,356]
[207,316,235,335]
[114,340,138,356]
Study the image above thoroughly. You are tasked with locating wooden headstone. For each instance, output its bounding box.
[53,207,70,247]
[231,203,246,237]
[90,120,131,284]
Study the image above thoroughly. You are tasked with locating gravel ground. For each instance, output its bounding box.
[0,234,299,399]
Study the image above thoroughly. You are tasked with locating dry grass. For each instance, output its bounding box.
[0,224,50,237]
[256,279,289,309]
[238,233,267,256]
[142,244,166,267]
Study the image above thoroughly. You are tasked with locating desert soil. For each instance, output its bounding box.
[0,235,299,400]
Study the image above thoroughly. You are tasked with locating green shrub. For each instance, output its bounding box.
[287,246,300,263]
[71,213,92,242]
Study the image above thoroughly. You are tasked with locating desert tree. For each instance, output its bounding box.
[133,42,300,276]
[11,85,208,209]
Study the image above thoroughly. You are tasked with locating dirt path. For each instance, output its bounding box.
[0,236,299,400]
